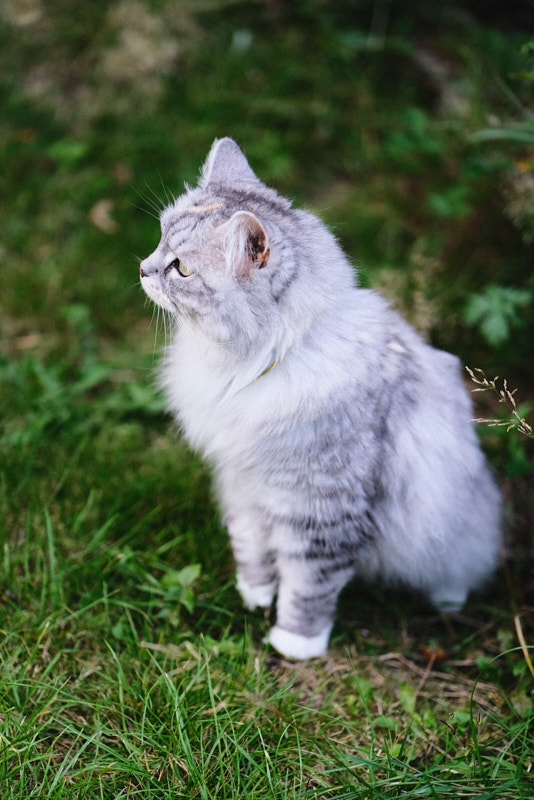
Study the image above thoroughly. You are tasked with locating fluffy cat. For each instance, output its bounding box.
[140,137,502,660]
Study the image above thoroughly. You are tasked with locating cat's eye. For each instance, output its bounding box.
[165,258,193,278]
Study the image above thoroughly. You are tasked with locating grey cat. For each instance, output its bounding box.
[140,138,502,659]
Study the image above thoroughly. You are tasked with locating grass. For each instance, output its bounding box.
[0,1,533,797]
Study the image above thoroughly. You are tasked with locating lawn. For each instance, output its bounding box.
[0,1,533,797]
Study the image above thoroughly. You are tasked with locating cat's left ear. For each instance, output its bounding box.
[200,138,259,188]
[223,211,270,276]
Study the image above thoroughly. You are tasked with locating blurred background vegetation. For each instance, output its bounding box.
[1,0,533,624]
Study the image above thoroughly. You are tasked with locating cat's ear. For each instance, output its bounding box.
[223,211,270,275]
[200,138,258,188]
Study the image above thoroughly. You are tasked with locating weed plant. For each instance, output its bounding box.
[0,1,532,797]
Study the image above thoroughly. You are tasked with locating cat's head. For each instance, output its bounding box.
[140,138,353,350]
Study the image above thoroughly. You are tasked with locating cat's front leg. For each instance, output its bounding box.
[265,554,355,659]
[237,574,276,611]
[226,510,278,611]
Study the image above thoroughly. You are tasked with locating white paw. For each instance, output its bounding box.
[264,625,332,660]
[237,576,276,610]
[429,586,468,613]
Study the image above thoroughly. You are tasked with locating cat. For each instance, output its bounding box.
[140,137,502,660]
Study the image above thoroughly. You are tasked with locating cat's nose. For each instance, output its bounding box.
[139,257,158,278]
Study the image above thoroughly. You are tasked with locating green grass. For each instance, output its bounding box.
[1,1,533,797]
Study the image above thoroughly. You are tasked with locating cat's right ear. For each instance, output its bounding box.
[223,211,270,276]
[199,138,258,188]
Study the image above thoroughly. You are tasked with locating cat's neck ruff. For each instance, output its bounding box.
[255,351,280,381]
[219,339,287,397]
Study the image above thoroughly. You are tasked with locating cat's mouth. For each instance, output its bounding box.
[140,272,175,313]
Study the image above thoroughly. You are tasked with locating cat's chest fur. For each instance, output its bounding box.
[160,290,394,465]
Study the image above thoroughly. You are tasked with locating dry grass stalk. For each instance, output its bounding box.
[466,366,534,438]
[514,614,534,680]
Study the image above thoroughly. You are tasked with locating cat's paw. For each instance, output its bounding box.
[264,625,332,660]
[237,576,276,610]
[429,585,468,613]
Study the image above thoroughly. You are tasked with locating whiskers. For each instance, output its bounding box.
[147,302,176,358]
[148,298,245,357]
[132,178,176,220]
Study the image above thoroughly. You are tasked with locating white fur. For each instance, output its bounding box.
[264,625,332,660]
[237,576,276,610]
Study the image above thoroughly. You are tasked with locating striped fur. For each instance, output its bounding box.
[140,138,502,659]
